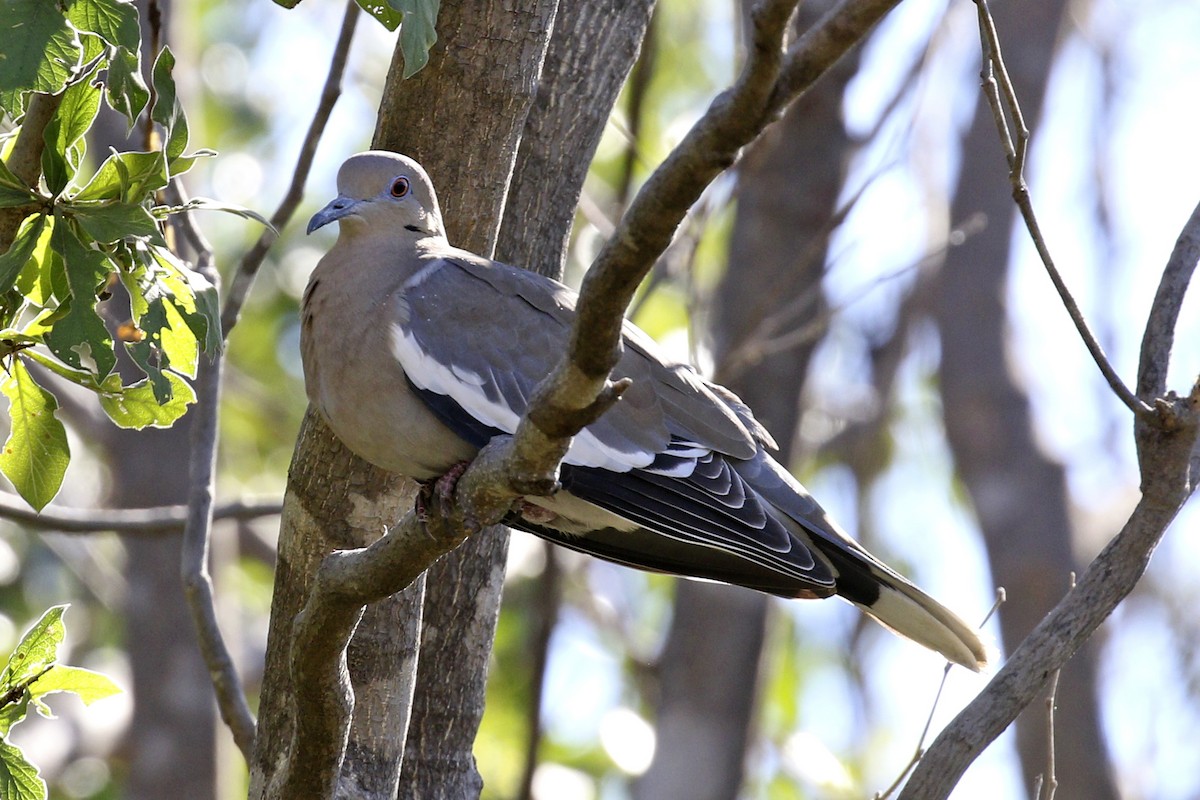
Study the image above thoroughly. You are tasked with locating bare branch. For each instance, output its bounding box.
[574,0,797,381]
[875,589,1004,800]
[1039,642,1061,800]
[1138,198,1200,402]
[219,1,360,337]
[177,2,360,766]
[0,93,61,250]
[767,0,901,117]
[169,197,259,760]
[0,491,280,533]
[973,0,1153,420]
[898,489,1195,797]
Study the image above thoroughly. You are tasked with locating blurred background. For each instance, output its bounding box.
[2,0,1199,797]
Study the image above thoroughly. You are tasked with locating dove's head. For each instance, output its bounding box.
[307,151,447,241]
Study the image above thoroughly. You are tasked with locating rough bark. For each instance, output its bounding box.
[634,2,857,795]
[374,4,561,798]
[249,413,412,800]
[933,1,1118,797]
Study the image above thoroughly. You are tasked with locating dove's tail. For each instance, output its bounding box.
[811,537,991,671]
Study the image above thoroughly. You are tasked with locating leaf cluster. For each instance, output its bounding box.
[0,0,241,510]
[0,605,121,800]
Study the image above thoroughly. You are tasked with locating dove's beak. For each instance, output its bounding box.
[307,194,362,234]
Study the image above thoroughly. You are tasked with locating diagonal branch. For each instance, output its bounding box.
[219,1,360,338]
[1137,198,1200,402]
[0,93,62,250]
[972,0,1153,419]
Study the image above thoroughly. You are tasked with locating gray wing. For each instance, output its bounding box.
[390,252,764,471]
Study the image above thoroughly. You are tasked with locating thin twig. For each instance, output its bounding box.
[575,0,803,378]
[719,212,985,382]
[173,2,360,762]
[973,0,1152,420]
[0,491,280,533]
[613,9,656,213]
[877,588,1005,800]
[1037,576,1072,800]
[219,1,360,338]
[172,190,258,760]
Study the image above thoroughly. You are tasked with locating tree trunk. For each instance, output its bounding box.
[385,2,656,796]
[934,1,1118,797]
[634,2,856,796]
[373,4,560,798]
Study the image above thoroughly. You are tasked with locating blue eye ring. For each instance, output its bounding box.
[390,176,410,198]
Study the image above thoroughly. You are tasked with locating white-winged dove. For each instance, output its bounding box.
[301,151,989,670]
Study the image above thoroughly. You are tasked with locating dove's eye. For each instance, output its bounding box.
[390,177,410,198]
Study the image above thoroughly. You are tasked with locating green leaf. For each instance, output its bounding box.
[0,693,30,737]
[151,245,222,354]
[29,664,121,706]
[42,76,102,195]
[67,0,141,52]
[356,1,402,31]
[14,216,56,308]
[53,74,102,160]
[77,31,107,66]
[39,120,69,198]
[68,201,162,244]
[0,158,29,193]
[392,0,440,78]
[159,297,199,378]
[0,360,69,512]
[0,158,38,209]
[21,350,111,395]
[0,188,37,209]
[124,298,172,401]
[72,149,167,204]
[104,46,149,128]
[42,219,116,378]
[0,607,66,693]
[150,47,188,166]
[154,196,275,231]
[99,370,194,428]
[0,739,45,800]
[0,215,46,296]
[0,0,82,119]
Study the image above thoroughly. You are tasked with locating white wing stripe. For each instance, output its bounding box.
[390,325,656,472]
